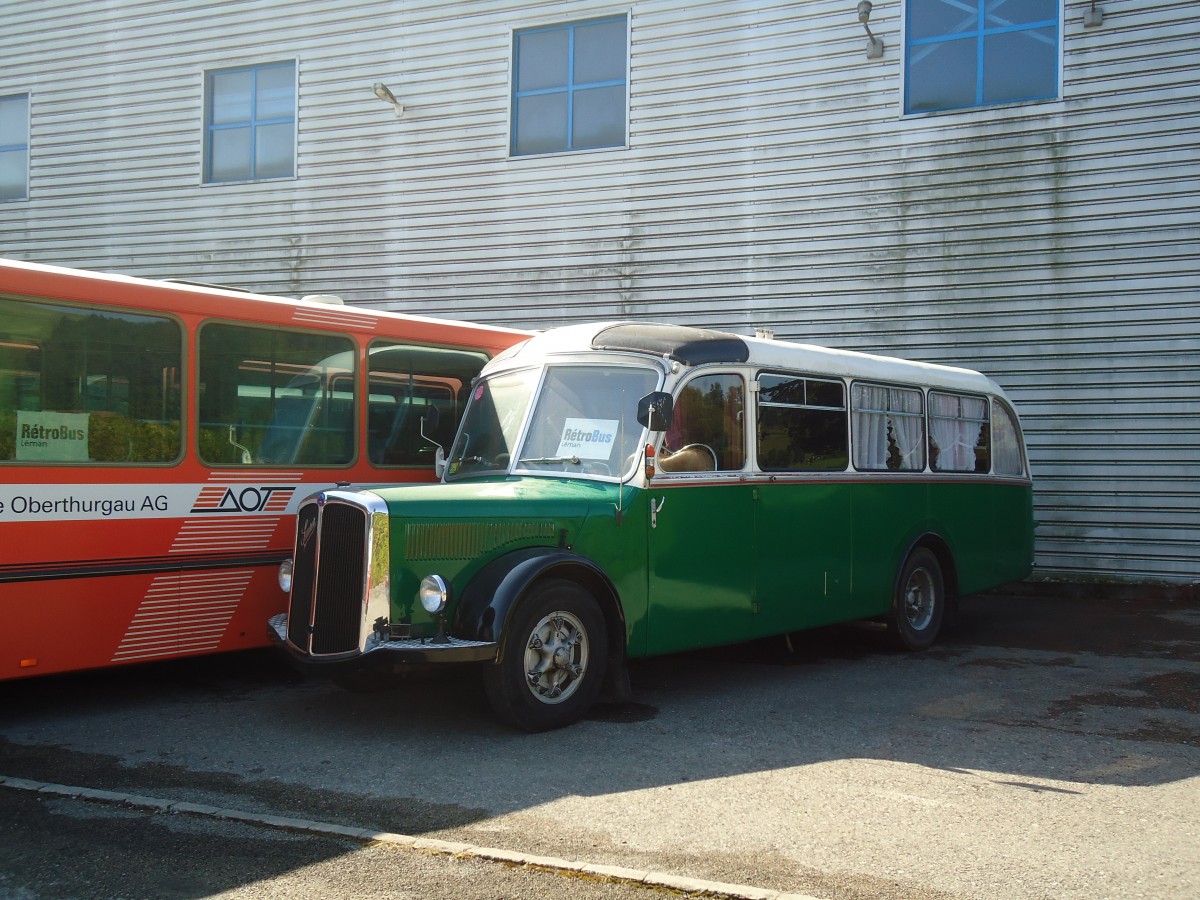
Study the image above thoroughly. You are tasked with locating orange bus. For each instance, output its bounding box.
[0,258,526,679]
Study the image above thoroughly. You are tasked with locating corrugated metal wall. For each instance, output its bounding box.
[1,1,1197,584]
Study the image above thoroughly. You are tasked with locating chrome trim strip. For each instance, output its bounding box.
[269,613,496,664]
[0,551,288,584]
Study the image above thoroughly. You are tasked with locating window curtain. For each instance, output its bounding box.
[852,384,889,469]
[852,385,924,471]
[890,389,924,469]
[930,393,986,472]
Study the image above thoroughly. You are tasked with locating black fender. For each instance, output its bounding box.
[452,546,631,700]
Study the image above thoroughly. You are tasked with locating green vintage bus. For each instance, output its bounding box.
[270,322,1034,730]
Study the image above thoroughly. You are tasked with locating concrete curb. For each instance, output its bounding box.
[1,774,824,900]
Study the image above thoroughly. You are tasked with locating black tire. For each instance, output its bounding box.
[483,578,607,732]
[887,547,945,651]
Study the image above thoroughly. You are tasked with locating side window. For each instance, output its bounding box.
[0,296,182,464]
[366,342,489,467]
[511,15,627,156]
[991,399,1026,476]
[204,61,296,183]
[660,373,745,473]
[851,383,925,472]
[929,391,990,473]
[904,0,1059,114]
[197,323,354,466]
[757,373,848,472]
[0,93,30,201]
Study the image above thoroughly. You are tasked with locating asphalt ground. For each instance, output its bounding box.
[0,585,1197,899]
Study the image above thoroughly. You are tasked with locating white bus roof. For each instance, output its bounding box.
[500,322,1006,398]
[0,256,526,340]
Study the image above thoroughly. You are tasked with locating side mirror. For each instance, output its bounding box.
[421,406,447,478]
[637,392,674,432]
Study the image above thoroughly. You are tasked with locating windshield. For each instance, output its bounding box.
[446,367,541,478]
[446,364,661,481]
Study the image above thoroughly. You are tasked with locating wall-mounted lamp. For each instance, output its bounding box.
[856,1,885,59]
[1083,1,1104,27]
[371,82,404,117]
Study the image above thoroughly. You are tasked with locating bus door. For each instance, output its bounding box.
[753,373,853,633]
[645,373,757,655]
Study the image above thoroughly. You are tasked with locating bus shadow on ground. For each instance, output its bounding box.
[1,588,1197,837]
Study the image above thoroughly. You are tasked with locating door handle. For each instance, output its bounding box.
[651,497,666,529]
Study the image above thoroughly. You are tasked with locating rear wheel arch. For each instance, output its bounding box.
[888,535,955,651]
[904,533,959,601]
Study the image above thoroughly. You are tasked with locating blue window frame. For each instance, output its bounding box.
[511,16,628,156]
[0,93,30,201]
[204,61,296,183]
[905,0,1059,114]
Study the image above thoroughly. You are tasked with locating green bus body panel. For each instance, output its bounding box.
[852,478,1036,605]
[985,481,1036,587]
[851,479,934,617]
[755,480,855,634]
[643,482,757,656]
[369,474,1033,656]
[370,478,651,649]
[571,489,651,656]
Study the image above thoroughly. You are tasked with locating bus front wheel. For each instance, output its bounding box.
[483,578,608,732]
[888,547,945,651]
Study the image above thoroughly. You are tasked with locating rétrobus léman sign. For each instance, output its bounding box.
[15,411,89,462]
[556,417,619,459]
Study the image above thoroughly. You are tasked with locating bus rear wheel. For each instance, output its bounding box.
[888,547,945,651]
[484,578,607,732]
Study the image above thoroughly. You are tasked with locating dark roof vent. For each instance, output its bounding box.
[591,323,750,366]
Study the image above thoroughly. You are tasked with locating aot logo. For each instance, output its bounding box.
[190,485,296,515]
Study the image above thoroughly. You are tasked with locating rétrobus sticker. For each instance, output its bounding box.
[556,418,619,461]
[16,411,89,462]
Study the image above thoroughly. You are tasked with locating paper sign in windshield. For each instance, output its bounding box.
[16,411,89,462]
[556,418,619,461]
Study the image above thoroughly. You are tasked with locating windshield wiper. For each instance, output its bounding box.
[518,455,580,466]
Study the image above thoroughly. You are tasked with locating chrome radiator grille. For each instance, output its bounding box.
[286,494,374,657]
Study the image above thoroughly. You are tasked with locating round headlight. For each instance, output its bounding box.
[419,574,449,614]
[277,559,293,594]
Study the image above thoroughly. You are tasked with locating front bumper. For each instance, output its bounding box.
[268,613,498,671]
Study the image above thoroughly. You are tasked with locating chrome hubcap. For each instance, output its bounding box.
[904,567,936,631]
[524,611,589,705]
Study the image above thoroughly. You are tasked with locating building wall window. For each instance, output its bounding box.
[511,15,628,156]
[0,93,30,201]
[905,0,1059,114]
[204,61,296,183]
